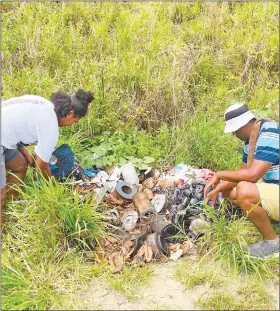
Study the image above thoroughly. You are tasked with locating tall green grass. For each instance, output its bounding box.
[2,2,278,169]
[1,3,279,310]
[199,204,279,279]
[2,171,106,310]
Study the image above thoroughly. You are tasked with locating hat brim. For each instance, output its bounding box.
[224,111,256,133]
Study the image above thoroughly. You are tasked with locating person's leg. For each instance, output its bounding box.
[222,188,238,206]
[235,181,277,240]
[5,150,28,200]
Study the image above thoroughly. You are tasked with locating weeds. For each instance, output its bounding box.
[2,172,106,310]
[105,266,154,301]
[198,203,279,279]
[2,2,278,170]
[175,260,223,289]
[195,278,274,310]
[1,2,279,310]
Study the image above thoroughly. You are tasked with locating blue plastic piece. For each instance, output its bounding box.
[49,144,74,179]
[199,199,212,208]
[83,168,100,177]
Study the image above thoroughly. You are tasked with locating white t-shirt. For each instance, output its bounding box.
[1,95,59,162]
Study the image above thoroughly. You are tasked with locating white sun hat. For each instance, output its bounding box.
[224,103,256,133]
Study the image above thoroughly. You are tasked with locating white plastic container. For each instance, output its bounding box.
[121,163,139,185]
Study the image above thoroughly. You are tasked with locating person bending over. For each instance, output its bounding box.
[1,89,94,228]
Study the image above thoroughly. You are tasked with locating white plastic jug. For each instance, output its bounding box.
[121,163,139,185]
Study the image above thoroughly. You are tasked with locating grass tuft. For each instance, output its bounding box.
[105,266,154,301]
[198,203,279,279]
[175,260,223,289]
[195,278,274,310]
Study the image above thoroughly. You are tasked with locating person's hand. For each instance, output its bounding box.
[204,189,219,208]
[203,173,220,198]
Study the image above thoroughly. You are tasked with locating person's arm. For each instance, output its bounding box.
[204,163,247,206]
[204,163,247,197]
[33,107,59,179]
[216,160,272,183]
[33,153,52,179]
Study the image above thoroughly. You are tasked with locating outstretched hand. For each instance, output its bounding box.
[204,189,219,207]
[203,173,220,199]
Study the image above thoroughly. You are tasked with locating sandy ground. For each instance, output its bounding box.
[81,261,202,310]
[81,260,279,310]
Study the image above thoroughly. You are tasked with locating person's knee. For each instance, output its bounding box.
[221,190,230,199]
[236,181,251,201]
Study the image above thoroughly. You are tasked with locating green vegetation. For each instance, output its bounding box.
[2,2,278,310]
[176,258,277,310]
[195,279,274,310]
[199,204,279,279]
[105,266,154,301]
[78,262,154,301]
[2,171,106,310]
[2,2,278,170]
[175,260,223,289]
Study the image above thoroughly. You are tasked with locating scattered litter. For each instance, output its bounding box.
[169,248,183,261]
[132,192,152,214]
[53,151,240,269]
[145,232,168,258]
[121,210,138,231]
[152,194,166,213]
[115,181,137,200]
[143,188,154,200]
[121,163,139,185]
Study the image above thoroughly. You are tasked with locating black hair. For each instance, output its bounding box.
[50,89,94,119]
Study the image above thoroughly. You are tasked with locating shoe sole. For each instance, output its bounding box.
[245,252,279,259]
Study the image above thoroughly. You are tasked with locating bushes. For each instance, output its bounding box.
[2,2,278,169]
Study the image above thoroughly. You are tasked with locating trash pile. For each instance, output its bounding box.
[70,161,224,271]
[49,144,241,272]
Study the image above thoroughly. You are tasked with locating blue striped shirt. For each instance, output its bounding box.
[242,121,279,184]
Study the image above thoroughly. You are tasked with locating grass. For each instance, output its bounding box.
[195,278,275,310]
[1,2,279,310]
[174,260,223,289]
[2,2,279,170]
[197,203,279,279]
[2,170,107,310]
[80,261,154,301]
[175,257,277,310]
[105,266,154,301]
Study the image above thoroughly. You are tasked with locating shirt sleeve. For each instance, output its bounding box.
[34,109,59,163]
[254,127,279,164]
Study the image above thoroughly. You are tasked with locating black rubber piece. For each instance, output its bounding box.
[131,233,147,257]
[187,207,201,215]
[181,197,190,208]
[155,232,169,255]
[183,189,192,197]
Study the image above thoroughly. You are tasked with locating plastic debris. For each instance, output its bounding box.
[121,210,138,231]
[152,194,166,213]
[169,248,183,261]
[68,155,241,269]
[121,163,139,185]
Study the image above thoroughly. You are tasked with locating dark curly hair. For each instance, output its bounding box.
[50,89,94,119]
